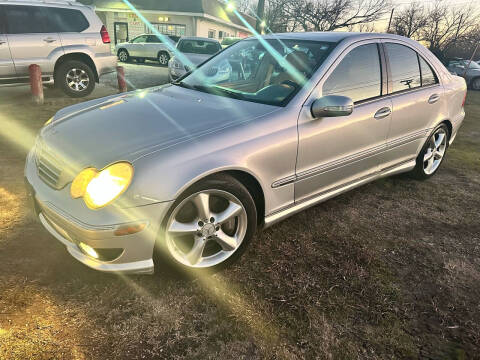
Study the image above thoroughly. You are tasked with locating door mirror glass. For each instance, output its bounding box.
[311,95,354,118]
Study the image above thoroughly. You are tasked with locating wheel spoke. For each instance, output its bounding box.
[186,238,206,265]
[215,201,242,224]
[424,148,434,162]
[434,133,445,148]
[168,219,198,235]
[192,193,210,220]
[214,230,237,251]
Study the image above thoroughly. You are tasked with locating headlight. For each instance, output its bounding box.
[70,162,134,209]
[172,60,183,69]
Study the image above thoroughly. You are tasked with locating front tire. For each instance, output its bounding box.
[155,174,257,273]
[118,49,129,62]
[55,60,95,98]
[411,124,449,180]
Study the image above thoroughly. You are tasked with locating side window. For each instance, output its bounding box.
[131,35,147,43]
[419,56,438,86]
[0,6,5,34]
[46,8,89,33]
[5,5,47,34]
[323,43,382,103]
[385,43,421,93]
[147,35,160,43]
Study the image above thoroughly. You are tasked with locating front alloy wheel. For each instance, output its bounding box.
[166,190,247,268]
[157,174,257,272]
[472,78,480,91]
[158,52,170,66]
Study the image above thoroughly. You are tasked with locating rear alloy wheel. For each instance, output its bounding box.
[56,60,95,98]
[411,124,449,179]
[157,174,257,272]
[118,49,129,62]
[472,77,480,91]
[158,52,170,66]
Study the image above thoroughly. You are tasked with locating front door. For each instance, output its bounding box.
[0,6,15,78]
[128,35,148,57]
[295,42,391,202]
[4,5,62,77]
[114,22,129,45]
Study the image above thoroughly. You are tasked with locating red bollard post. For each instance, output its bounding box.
[29,64,44,105]
[117,66,127,93]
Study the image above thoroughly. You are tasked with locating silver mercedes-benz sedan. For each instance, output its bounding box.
[25,32,467,274]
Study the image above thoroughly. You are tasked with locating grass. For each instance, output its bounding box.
[0,90,479,359]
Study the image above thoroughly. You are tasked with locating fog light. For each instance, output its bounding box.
[78,242,99,259]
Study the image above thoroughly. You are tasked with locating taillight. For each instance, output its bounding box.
[461,91,467,108]
[100,25,110,44]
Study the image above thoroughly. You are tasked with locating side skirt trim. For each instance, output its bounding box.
[264,158,416,228]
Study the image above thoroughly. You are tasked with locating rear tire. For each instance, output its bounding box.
[154,174,257,274]
[158,51,170,66]
[410,123,449,180]
[55,60,95,98]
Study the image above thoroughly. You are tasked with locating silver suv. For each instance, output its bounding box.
[0,0,117,97]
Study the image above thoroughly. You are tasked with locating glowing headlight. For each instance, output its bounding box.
[70,162,134,209]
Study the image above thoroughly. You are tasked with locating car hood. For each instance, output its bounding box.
[39,85,279,171]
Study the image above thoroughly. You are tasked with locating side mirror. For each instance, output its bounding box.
[311,95,354,118]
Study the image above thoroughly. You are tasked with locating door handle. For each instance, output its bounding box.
[43,38,57,43]
[428,94,440,104]
[374,107,391,119]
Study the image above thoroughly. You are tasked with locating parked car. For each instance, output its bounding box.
[0,0,116,97]
[115,33,177,66]
[168,37,222,82]
[25,32,466,275]
[447,59,480,90]
[221,37,242,49]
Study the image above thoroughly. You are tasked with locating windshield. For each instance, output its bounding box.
[175,38,336,106]
[178,40,221,55]
[449,60,480,69]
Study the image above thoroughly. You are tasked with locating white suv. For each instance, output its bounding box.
[0,0,117,97]
[115,34,178,66]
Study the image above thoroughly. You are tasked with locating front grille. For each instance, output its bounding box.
[35,140,63,189]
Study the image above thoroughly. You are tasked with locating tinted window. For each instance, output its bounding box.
[5,5,47,34]
[385,43,421,93]
[178,40,221,55]
[147,35,161,43]
[323,43,381,103]
[46,8,89,33]
[419,57,437,86]
[0,6,5,34]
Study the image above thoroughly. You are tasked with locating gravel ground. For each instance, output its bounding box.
[0,85,479,359]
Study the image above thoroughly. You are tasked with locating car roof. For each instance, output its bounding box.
[180,36,220,43]
[256,31,417,44]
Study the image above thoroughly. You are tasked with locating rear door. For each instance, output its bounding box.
[5,4,62,77]
[0,5,15,78]
[380,41,444,169]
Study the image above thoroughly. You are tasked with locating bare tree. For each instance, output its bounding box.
[390,2,427,38]
[288,0,390,32]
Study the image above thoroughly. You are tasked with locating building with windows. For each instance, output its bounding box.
[79,0,255,45]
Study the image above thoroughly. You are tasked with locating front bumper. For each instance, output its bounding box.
[168,66,186,82]
[25,150,173,274]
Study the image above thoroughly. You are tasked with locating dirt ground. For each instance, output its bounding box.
[0,88,479,359]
